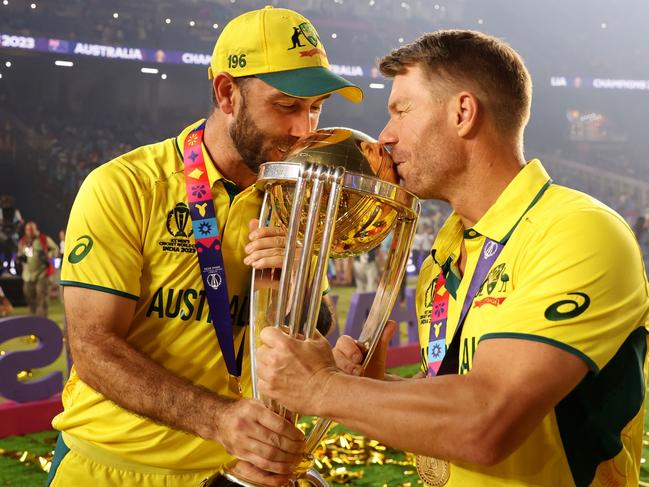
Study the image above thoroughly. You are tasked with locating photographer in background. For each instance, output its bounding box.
[0,195,24,275]
[17,221,58,317]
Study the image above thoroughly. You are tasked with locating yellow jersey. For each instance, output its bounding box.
[416,160,649,486]
[57,120,263,471]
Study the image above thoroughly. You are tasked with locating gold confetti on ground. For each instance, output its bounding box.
[299,421,417,484]
[16,370,33,381]
[0,448,53,473]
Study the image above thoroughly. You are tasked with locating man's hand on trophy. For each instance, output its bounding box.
[245,218,296,291]
[215,398,305,485]
[256,327,338,416]
[332,320,398,380]
[226,460,295,487]
[332,335,365,376]
[245,219,287,270]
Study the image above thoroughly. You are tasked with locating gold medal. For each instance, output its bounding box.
[416,454,450,486]
[228,375,242,396]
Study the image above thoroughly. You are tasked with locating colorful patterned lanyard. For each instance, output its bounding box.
[427,239,504,377]
[183,121,242,394]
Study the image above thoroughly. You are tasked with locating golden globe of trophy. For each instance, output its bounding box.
[203,128,420,486]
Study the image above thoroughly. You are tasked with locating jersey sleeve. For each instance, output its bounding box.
[61,160,148,300]
[481,208,649,372]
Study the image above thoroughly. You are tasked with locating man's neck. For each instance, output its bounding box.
[202,115,257,189]
[450,143,525,230]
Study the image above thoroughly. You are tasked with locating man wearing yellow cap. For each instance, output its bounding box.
[47,6,362,487]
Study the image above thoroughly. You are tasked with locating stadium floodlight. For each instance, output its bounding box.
[369,0,375,5]
[30,2,36,8]
[0,73,3,79]
[5,61,11,68]
[113,12,119,19]
[189,20,195,27]
[331,33,337,39]
[369,83,385,89]
[2,1,8,6]
[141,67,159,74]
[54,60,74,67]
[398,37,404,43]
[165,18,171,24]
[212,23,219,29]
[161,73,167,80]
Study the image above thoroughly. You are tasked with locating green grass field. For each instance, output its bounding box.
[2,290,649,486]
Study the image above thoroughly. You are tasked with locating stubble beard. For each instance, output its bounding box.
[229,94,297,174]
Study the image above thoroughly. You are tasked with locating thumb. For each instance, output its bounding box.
[248,218,260,233]
[362,320,398,380]
[380,320,398,347]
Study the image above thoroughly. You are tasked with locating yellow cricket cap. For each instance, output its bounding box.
[208,6,363,103]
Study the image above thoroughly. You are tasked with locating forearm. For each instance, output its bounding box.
[317,372,501,465]
[72,333,230,441]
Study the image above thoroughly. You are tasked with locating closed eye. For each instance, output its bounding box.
[275,103,297,111]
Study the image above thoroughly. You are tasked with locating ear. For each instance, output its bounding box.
[453,91,480,138]
[212,73,237,115]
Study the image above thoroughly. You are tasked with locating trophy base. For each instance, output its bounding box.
[200,469,329,487]
[200,472,247,487]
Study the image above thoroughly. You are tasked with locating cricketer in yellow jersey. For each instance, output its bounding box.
[252,30,649,487]
[47,6,362,487]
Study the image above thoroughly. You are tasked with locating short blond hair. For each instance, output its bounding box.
[379,30,532,137]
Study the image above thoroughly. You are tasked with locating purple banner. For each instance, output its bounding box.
[0,32,373,77]
[0,316,64,403]
[327,289,418,347]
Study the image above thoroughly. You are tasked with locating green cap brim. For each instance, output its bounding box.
[257,66,363,103]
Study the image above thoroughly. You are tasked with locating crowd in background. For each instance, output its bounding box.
[2,0,649,312]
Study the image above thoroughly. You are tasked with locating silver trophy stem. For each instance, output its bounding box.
[302,167,344,340]
[270,167,310,419]
[250,190,272,401]
[274,167,308,330]
[287,164,326,338]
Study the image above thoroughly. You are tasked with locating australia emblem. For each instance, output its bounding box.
[298,22,320,47]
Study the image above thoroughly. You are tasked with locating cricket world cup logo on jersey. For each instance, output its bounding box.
[166,203,193,238]
[159,202,196,253]
[204,266,224,290]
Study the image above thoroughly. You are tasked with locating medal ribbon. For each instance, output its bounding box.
[426,178,553,377]
[183,122,241,381]
[426,238,504,377]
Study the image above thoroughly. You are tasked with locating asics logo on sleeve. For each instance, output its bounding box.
[544,292,590,321]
